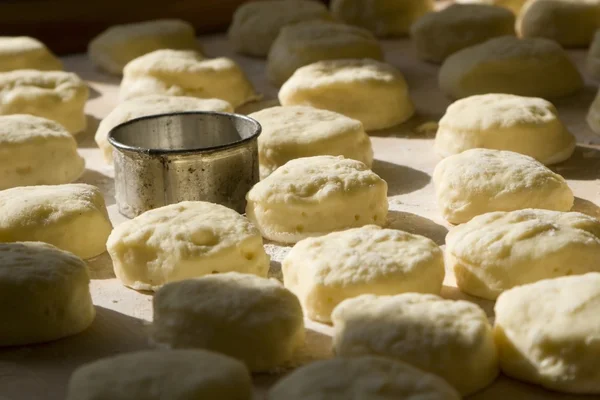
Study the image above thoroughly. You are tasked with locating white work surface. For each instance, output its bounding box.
[1,34,599,400]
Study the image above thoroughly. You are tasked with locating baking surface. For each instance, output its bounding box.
[1,34,600,400]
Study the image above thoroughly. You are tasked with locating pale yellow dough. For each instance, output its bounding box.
[0,242,94,346]
[332,293,499,395]
[495,273,600,394]
[151,272,305,372]
[587,87,600,134]
[587,30,600,80]
[456,0,527,15]
[88,19,200,75]
[0,115,85,189]
[278,59,414,131]
[446,209,600,300]
[246,156,388,244]
[435,94,576,164]
[0,37,62,72]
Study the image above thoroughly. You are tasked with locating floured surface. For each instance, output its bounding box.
[0,33,599,400]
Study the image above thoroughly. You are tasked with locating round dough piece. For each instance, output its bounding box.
[0,184,112,259]
[228,0,331,57]
[0,242,94,346]
[246,155,389,244]
[268,356,461,400]
[151,272,305,372]
[283,225,444,323]
[332,293,499,395]
[587,30,600,80]
[278,59,414,131]
[0,115,85,189]
[434,94,576,165]
[267,20,384,86]
[587,87,600,134]
[446,209,600,300]
[433,149,574,224]
[66,349,252,400]
[330,0,434,37]
[119,50,259,107]
[456,0,527,15]
[88,19,200,75]
[107,201,270,291]
[410,4,515,63]
[95,95,233,163]
[0,36,62,72]
[0,70,89,134]
[494,273,600,394]
[250,105,373,179]
[438,36,583,99]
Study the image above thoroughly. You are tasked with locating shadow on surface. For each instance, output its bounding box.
[76,169,115,206]
[441,285,495,319]
[86,252,115,280]
[386,210,448,245]
[552,145,600,180]
[87,84,101,100]
[373,159,430,196]
[467,374,588,400]
[368,112,440,138]
[572,197,600,220]
[76,115,101,148]
[236,98,280,115]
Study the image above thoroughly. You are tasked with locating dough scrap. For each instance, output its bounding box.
[246,155,388,244]
[446,209,600,300]
[278,58,414,131]
[107,201,270,291]
[151,272,305,372]
[0,114,85,189]
[434,93,575,165]
[587,87,600,134]
[332,293,499,395]
[0,36,62,72]
[0,184,112,259]
[587,30,600,81]
[0,242,94,346]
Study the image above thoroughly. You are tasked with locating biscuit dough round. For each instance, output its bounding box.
[95,95,233,163]
[330,0,434,37]
[246,155,389,244]
[267,21,384,86]
[151,272,305,372]
[410,4,515,63]
[119,50,259,107]
[66,349,252,400]
[0,36,62,72]
[332,293,499,395]
[446,209,600,300]
[438,36,583,99]
[107,201,270,291]
[228,0,331,57]
[0,242,94,346]
[268,356,461,400]
[587,30,600,80]
[0,115,85,189]
[88,19,200,75]
[587,87,600,134]
[250,106,373,179]
[494,273,600,394]
[433,149,574,224]
[456,0,527,15]
[278,59,414,131]
[0,70,89,134]
[0,184,112,259]
[434,94,576,164]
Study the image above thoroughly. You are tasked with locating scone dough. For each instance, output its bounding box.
[0,115,85,189]
[456,0,527,15]
[151,272,305,372]
[119,49,259,107]
[250,106,373,179]
[587,87,600,134]
[0,37,62,72]
[495,273,600,394]
[67,349,252,400]
[246,155,389,244]
[438,36,583,99]
[410,4,515,63]
[330,0,434,37]
[228,0,331,57]
[88,19,200,75]
[446,209,600,300]
[0,184,112,259]
[95,95,233,162]
[268,356,461,400]
[0,242,94,346]
[283,225,444,323]
[587,30,600,80]
[0,70,89,134]
[433,149,574,224]
[267,21,384,86]
[332,293,499,395]
[278,59,414,131]
[107,201,270,291]
[435,94,576,164]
